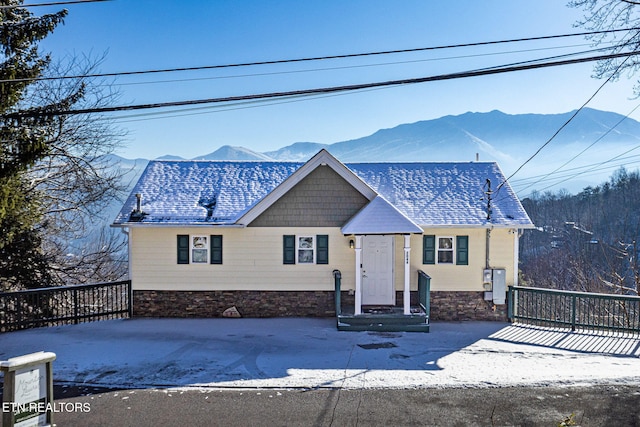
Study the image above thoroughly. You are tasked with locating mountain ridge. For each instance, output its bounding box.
[114,108,640,194]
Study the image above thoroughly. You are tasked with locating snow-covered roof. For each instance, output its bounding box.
[341,196,423,234]
[113,153,533,228]
[347,162,532,227]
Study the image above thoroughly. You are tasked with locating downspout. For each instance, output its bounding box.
[513,229,522,287]
[485,228,491,269]
[485,178,492,270]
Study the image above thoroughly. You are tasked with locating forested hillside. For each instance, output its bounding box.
[520,168,640,295]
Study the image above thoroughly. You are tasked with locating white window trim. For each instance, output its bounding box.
[191,235,209,264]
[296,235,316,264]
[436,236,455,265]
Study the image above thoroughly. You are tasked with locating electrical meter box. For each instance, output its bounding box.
[491,268,507,304]
[482,268,507,304]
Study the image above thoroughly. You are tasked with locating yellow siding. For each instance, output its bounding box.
[130,226,517,292]
[130,227,355,291]
[408,228,516,292]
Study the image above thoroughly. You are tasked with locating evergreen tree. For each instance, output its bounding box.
[0,1,69,290]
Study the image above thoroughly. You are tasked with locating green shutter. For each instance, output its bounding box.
[210,235,223,264]
[177,235,189,264]
[283,235,295,264]
[456,235,469,265]
[423,235,435,265]
[316,234,329,264]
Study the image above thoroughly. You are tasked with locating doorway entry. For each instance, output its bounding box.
[361,235,394,305]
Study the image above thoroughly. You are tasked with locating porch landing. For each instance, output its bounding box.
[333,269,431,332]
[337,306,430,332]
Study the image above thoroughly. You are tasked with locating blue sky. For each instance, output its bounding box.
[34,0,640,160]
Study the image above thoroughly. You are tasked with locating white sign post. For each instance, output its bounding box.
[1,352,56,427]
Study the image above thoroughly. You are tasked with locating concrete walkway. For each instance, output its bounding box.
[1,318,639,426]
[1,318,639,390]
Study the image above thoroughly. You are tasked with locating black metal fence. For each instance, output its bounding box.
[0,280,132,332]
[508,285,640,334]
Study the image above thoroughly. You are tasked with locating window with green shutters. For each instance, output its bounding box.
[178,234,223,264]
[283,234,328,264]
[423,234,469,265]
[177,235,189,264]
[210,235,223,264]
[456,235,469,265]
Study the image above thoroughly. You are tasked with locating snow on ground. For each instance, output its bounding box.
[0,318,638,390]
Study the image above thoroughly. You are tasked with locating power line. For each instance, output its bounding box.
[511,153,640,186]
[113,86,391,123]
[513,103,640,194]
[497,51,633,192]
[520,144,640,196]
[2,27,638,84]
[110,43,606,88]
[106,47,615,121]
[512,156,640,189]
[0,0,110,8]
[6,49,640,119]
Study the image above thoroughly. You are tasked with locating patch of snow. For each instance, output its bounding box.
[0,319,638,390]
[114,160,532,228]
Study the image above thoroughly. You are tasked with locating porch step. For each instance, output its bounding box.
[337,322,430,332]
[337,314,429,332]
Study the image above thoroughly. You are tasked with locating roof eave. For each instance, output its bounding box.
[111,222,245,228]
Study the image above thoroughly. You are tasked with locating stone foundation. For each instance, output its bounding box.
[133,290,338,318]
[429,291,508,321]
[133,290,507,321]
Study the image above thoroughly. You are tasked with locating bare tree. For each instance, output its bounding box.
[1,2,128,290]
[521,168,640,295]
[570,0,640,95]
[20,54,130,286]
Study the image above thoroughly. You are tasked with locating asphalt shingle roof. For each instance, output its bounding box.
[113,160,533,228]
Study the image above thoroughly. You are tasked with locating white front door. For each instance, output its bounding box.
[361,235,394,305]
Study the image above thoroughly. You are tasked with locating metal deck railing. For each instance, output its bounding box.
[0,280,132,332]
[508,285,640,334]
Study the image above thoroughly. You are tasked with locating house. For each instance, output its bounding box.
[112,149,534,331]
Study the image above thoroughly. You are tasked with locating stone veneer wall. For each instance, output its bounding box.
[133,290,507,320]
[133,290,337,318]
[429,291,508,321]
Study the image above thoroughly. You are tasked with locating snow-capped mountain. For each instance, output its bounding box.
[117,108,640,195]
[193,145,272,161]
[261,109,640,167]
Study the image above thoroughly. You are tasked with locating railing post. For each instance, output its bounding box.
[73,287,79,325]
[425,275,430,319]
[16,293,22,331]
[333,270,341,316]
[571,294,577,331]
[507,286,514,320]
[417,270,431,319]
[127,280,133,318]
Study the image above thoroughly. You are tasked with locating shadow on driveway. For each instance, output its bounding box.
[489,323,640,357]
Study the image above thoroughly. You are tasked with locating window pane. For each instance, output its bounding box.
[438,237,453,249]
[298,249,314,263]
[438,251,453,264]
[298,237,313,249]
[192,249,208,263]
[192,236,207,248]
